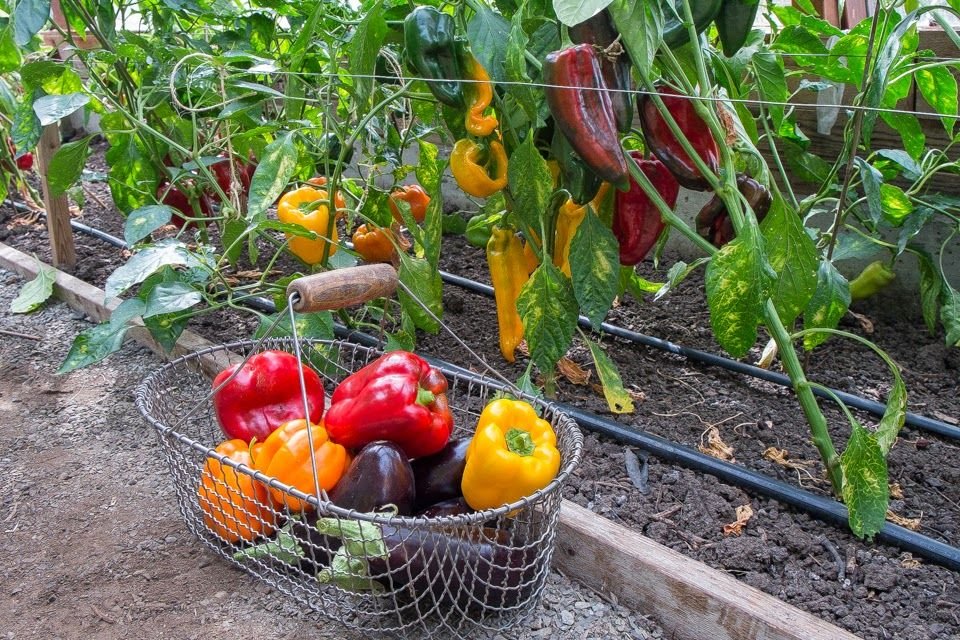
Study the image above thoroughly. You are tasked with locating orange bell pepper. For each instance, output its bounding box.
[388,184,431,224]
[306,176,347,211]
[198,439,275,544]
[352,223,397,264]
[252,419,350,512]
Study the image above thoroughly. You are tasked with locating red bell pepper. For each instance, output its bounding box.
[158,181,214,230]
[613,153,679,265]
[324,351,453,458]
[212,350,326,443]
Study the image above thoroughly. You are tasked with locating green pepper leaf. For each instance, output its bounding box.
[398,253,442,333]
[761,196,818,326]
[247,131,298,220]
[941,282,960,348]
[840,425,888,540]
[569,208,619,328]
[123,205,172,246]
[348,0,387,109]
[704,227,773,358]
[104,240,200,299]
[915,64,957,137]
[466,3,511,82]
[586,337,634,414]
[507,133,552,242]
[10,257,56,314]
[608,0,661,78]
[915,250,942,335]
[57,299,145,374]
[142,282,203,318]
[879,184,913,226]
[517,261,578,376]
[14,0,50,46]
[32,92,88,126]
[854,157,884,226]
[802,261,851,351]
[552,0,613,27]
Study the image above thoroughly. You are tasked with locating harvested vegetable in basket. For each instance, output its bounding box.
[212,350,326,442]
[324,351,454,458]
[198,439,275,544]
[315,516,535,608]
[461,399,561,511]
[252,419,351,512]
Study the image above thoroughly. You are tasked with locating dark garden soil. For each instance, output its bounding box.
[3,145,960,639]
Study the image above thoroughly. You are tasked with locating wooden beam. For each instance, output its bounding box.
[0,242,238,377]
[34,124,76,269]
[554,500,860,640]
[0,241,861,640]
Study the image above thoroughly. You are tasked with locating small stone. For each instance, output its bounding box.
[560,609,575,626]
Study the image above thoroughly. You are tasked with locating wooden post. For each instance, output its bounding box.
[35,123,76,269]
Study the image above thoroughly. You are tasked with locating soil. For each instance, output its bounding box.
[2,145,960,639]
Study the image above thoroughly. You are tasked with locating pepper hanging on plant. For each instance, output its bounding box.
[487,226,530,362]
[661,0,723,49]
[403,6,466,108]
[569,9,634,134]
[554,182,613,276]
[639,86,721,191]
[613,152,680,265]
[463,53,499,137]
[277,185,341,265]
[543,44,629,190]
[715,0,761,58]
[849,260,896,300]
[450,138,508,198]
[695,174,772,248]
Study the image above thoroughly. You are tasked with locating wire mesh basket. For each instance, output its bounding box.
[135,334,583,638]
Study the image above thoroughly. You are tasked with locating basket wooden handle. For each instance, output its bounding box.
[286,264,398,312]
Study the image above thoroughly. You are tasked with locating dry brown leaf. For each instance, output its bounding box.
[627,386,646,403]
[763,447,815,471]
[889,483,904,500]
[516,342,529,356]
[699,426,735,461]
[886,509,921,531]
[558,357,591,386]
[723,504,754,536]
[900,554,922,569]
[933,411,958,426]
[848,310,875,334]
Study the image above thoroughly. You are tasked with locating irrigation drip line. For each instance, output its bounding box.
[324,312,960,574]
[18,209,959,572]
[438,270,960,442]
[26,204,960,442]
[20,202,959,442]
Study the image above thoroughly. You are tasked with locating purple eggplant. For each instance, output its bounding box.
[416,497,474,519]
[296,441,416,570]
[410,437,471,511]
[316,518,536,609]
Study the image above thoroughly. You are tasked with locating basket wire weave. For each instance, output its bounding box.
[135,336,583,638]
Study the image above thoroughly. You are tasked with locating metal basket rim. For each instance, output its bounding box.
[134,337,584,528]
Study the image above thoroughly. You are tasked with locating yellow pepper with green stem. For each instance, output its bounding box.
[486,226,529,362]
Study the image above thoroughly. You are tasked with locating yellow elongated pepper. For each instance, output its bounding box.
[552,182,612,277]
[486,226,528,362]
[463,54,498,137]
[461,398,561,511]
[450,138,508,198]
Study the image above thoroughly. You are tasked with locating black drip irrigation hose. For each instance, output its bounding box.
[24,203,960,443]
[439,270,960,442]
[19,211,960,571]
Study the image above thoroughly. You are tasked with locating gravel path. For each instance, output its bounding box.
[0,269,663,640]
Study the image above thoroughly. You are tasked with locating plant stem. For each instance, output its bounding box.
[824,8,883,261]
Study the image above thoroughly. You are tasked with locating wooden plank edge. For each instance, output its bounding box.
[555,501,860,640]
[1,242,859,640]
[0,242,238,376]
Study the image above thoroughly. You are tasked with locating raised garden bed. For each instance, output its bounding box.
[2,159,958,638]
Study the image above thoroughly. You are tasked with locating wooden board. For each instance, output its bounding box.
[0,240,861,640]
[554,500,861,640]
[35,124,76,269]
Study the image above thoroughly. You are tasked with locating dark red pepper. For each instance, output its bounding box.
[212,349,326,442]
[695,174,772,248]
[209,154,256,203]
[543,44,630,190]
[639,86,720,191]
[613,153,679,265]
[324,351,454,459]
[569,10,634,134]
[158,181,214,230]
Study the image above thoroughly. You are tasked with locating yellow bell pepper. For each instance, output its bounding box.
[463,54,498,137]
[277,186,339,265]
[450,138,508,198]
[461,398,561,511]
[487,226,529,362]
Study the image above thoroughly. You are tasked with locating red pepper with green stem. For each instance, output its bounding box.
[323,351,454,459]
